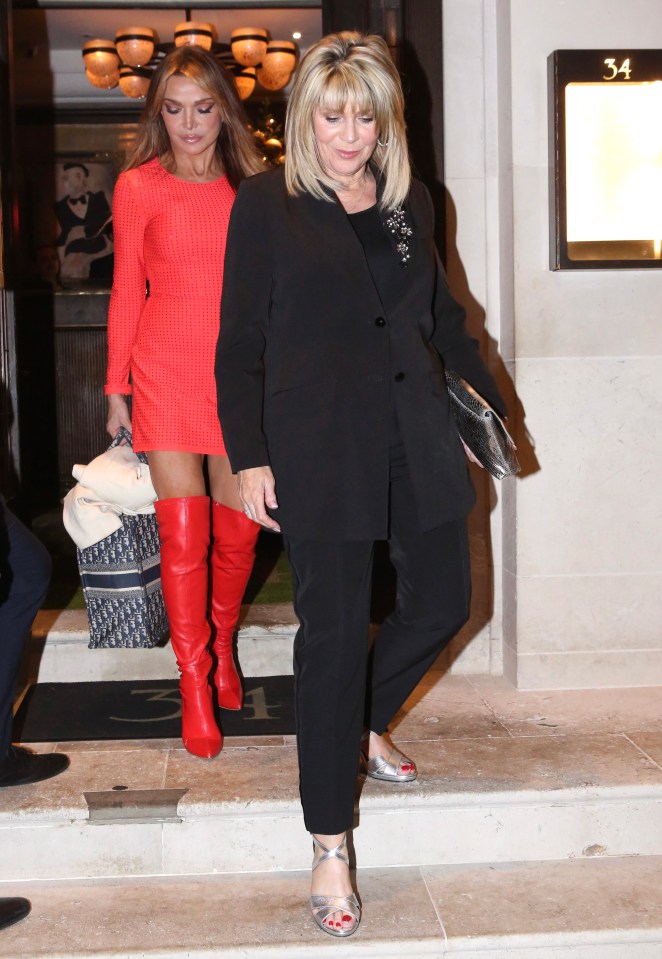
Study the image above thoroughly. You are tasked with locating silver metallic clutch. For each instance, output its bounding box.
[445,370,520,480]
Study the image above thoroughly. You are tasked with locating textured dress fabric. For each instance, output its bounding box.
[105,157,235,454]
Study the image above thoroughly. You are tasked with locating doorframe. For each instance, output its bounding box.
[0,0,20,496]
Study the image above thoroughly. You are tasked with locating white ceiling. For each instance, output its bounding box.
[12,5,323,109]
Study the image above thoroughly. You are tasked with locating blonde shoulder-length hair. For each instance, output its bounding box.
[125,46,263,188]
[285,32,410,211]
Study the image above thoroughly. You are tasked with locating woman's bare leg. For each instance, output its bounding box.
[146,450,206,499]
[207,454,243,509]
[146,451,243,504]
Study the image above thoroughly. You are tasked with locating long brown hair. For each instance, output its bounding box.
[125,46,263,188]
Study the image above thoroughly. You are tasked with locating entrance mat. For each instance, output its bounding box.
[13,676,295,742]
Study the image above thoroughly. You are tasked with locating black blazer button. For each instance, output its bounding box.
[394,372,405,382]
[375,316,386,327]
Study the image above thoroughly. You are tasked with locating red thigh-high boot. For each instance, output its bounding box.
[210,502,260,710]
[155,496,221,759]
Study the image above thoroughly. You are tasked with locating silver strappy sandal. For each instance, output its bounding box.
[361,734,418,782]
[310,835,361,938]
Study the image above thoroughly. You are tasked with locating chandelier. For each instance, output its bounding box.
[82,23,299,100]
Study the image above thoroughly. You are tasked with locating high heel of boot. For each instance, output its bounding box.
[211,502,260,711]
[215,660,243,712]
[212,632,242,711]
[179,672,222,759]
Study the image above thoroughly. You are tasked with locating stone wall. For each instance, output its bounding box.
[443,0,662,687]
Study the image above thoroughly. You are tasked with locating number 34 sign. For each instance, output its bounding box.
[548,49,662,270]
[602,57,631,80]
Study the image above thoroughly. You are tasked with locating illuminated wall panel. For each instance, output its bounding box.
[549,50,662,269]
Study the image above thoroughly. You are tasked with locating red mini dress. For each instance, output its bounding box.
[105,157,235,454]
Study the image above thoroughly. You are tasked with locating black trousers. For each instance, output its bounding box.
[283,438,471,834]
[0,496,52,758]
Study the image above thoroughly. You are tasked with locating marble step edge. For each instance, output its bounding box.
[31,605,299,645]
[2,859,662,959]
[4,793,662,881]
[25,606,297,682]
[3,778,662,826]
[438,931,662,959]
[1,930,661,959]
[23,635,294,683]
[26,609,487,681]
[180,781,662,819]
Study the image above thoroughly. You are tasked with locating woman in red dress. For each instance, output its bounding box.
[105,47,263,759]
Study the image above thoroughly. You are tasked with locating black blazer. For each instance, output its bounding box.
[216,168,506,541]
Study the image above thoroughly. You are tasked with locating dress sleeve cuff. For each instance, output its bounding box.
[104,384,132,395]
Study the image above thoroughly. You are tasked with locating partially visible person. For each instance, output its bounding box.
[54,161,114,281]
[0,898,30,931]
[217,32,507,937]
[105,47,264,760]
[0,494,70,788]
[33,243,63,291]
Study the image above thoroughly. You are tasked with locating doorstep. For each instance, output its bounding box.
[3,691,662,881]
[24,604,298,684]
[1,858,662,959]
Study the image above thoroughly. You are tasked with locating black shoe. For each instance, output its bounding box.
[0,745,69,788]
[0,897,31,930]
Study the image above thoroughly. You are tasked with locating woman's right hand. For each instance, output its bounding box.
[106,393,132,439]
[237,466,280,532]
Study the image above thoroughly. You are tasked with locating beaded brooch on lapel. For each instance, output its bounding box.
[384,207,413,267]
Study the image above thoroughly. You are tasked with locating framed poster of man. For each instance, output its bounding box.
[54,156,114,284]
[30,152,122,289]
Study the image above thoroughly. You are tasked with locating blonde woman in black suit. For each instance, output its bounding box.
[216,32,506,937]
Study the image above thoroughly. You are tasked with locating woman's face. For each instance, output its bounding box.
[161,75,223,159]
[312,103,379,182]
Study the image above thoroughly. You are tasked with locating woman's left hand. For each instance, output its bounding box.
[106,393,132,439]
[237,466,281,532]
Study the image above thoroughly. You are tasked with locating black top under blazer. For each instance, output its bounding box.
[216,167,506,542]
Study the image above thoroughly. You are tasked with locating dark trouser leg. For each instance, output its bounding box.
[283,536,374,835]
[365,471,471,736]
[0,497,52,758]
